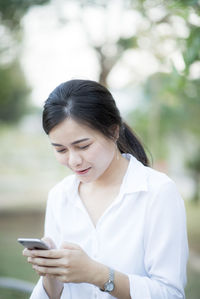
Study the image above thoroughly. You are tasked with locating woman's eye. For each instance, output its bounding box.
[79,144,90,150]
[57,149,66,153]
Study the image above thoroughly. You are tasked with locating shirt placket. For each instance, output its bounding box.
[92,229,100,299]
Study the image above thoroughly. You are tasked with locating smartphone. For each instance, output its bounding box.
[18,238,50,250]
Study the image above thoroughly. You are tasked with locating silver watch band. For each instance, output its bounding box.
[100,267,115,292]
[109,267,114,282]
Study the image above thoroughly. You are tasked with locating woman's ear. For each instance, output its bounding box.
[109,125,119,141]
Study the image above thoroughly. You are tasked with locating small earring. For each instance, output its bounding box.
[116,143,119,161]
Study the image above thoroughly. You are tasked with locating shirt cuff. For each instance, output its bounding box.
[30,278,71,299]
[128,274,185,299]
[29,277,49,299]
[128,274,151,299]
[61,283,72,299]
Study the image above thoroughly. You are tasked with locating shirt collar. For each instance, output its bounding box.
[66,153,148,204]
[120,153,148,195]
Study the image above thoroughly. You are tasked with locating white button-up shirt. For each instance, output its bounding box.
[30,154,188,299]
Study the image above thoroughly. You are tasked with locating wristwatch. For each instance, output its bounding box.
[100,267,115,292]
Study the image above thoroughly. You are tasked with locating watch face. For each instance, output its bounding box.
[105,281,114,292]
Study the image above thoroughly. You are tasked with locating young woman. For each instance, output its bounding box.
[23,79,188,299]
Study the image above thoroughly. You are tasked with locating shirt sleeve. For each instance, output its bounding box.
[128,180,189,299]
[29,278,72,299]
[29,278,49,299]
[30,188,72,299]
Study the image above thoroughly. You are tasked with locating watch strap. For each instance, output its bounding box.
[100,267,115,292]
[108,267,114,282]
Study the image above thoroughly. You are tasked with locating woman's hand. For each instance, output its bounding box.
[23,237,56,276]
[23,240,97,284]
[23,237,64,298]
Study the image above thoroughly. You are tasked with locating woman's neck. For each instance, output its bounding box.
[89,151,129,190]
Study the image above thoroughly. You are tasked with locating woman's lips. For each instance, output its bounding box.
[75,167,91,175]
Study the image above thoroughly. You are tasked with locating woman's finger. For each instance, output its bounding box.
[60,242,80,250]
[41,237,56,249]
[28,257,65,267]
[23,248,33,257]
[31,248,71,258]
[32,265,67,276]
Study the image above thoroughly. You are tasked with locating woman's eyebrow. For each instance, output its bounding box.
[51,138,90,147]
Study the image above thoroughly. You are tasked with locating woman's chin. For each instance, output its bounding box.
[77,173,99,184]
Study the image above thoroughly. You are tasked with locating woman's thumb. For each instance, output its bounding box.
[41,236,56,249]
[60,242,80,250]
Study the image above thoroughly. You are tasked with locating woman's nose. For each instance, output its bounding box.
[68,151,82,168]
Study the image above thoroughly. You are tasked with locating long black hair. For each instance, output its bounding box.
[43,79,150,166]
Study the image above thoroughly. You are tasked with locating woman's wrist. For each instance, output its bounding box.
[43,275,63,299]
[88,260,131,299]
[87,260,109,288]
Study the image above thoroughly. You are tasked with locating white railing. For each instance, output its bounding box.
[0,277,34,293]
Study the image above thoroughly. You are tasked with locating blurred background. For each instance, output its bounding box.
[0,0,199,298]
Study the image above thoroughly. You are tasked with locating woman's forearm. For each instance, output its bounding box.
[43,276,64,299]
[89,260,131,299]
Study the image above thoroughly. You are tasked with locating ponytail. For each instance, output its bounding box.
[117,122,150,167]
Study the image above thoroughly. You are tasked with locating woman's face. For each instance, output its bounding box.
[49,118,116,183]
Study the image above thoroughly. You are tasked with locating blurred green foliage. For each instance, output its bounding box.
[75,0,200,86]
[121,1,200,199]
[0,60,30,123]
[0,0,49,29]
[0,289,29,299]
[186,150,200,204]
[0,0,50,124]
